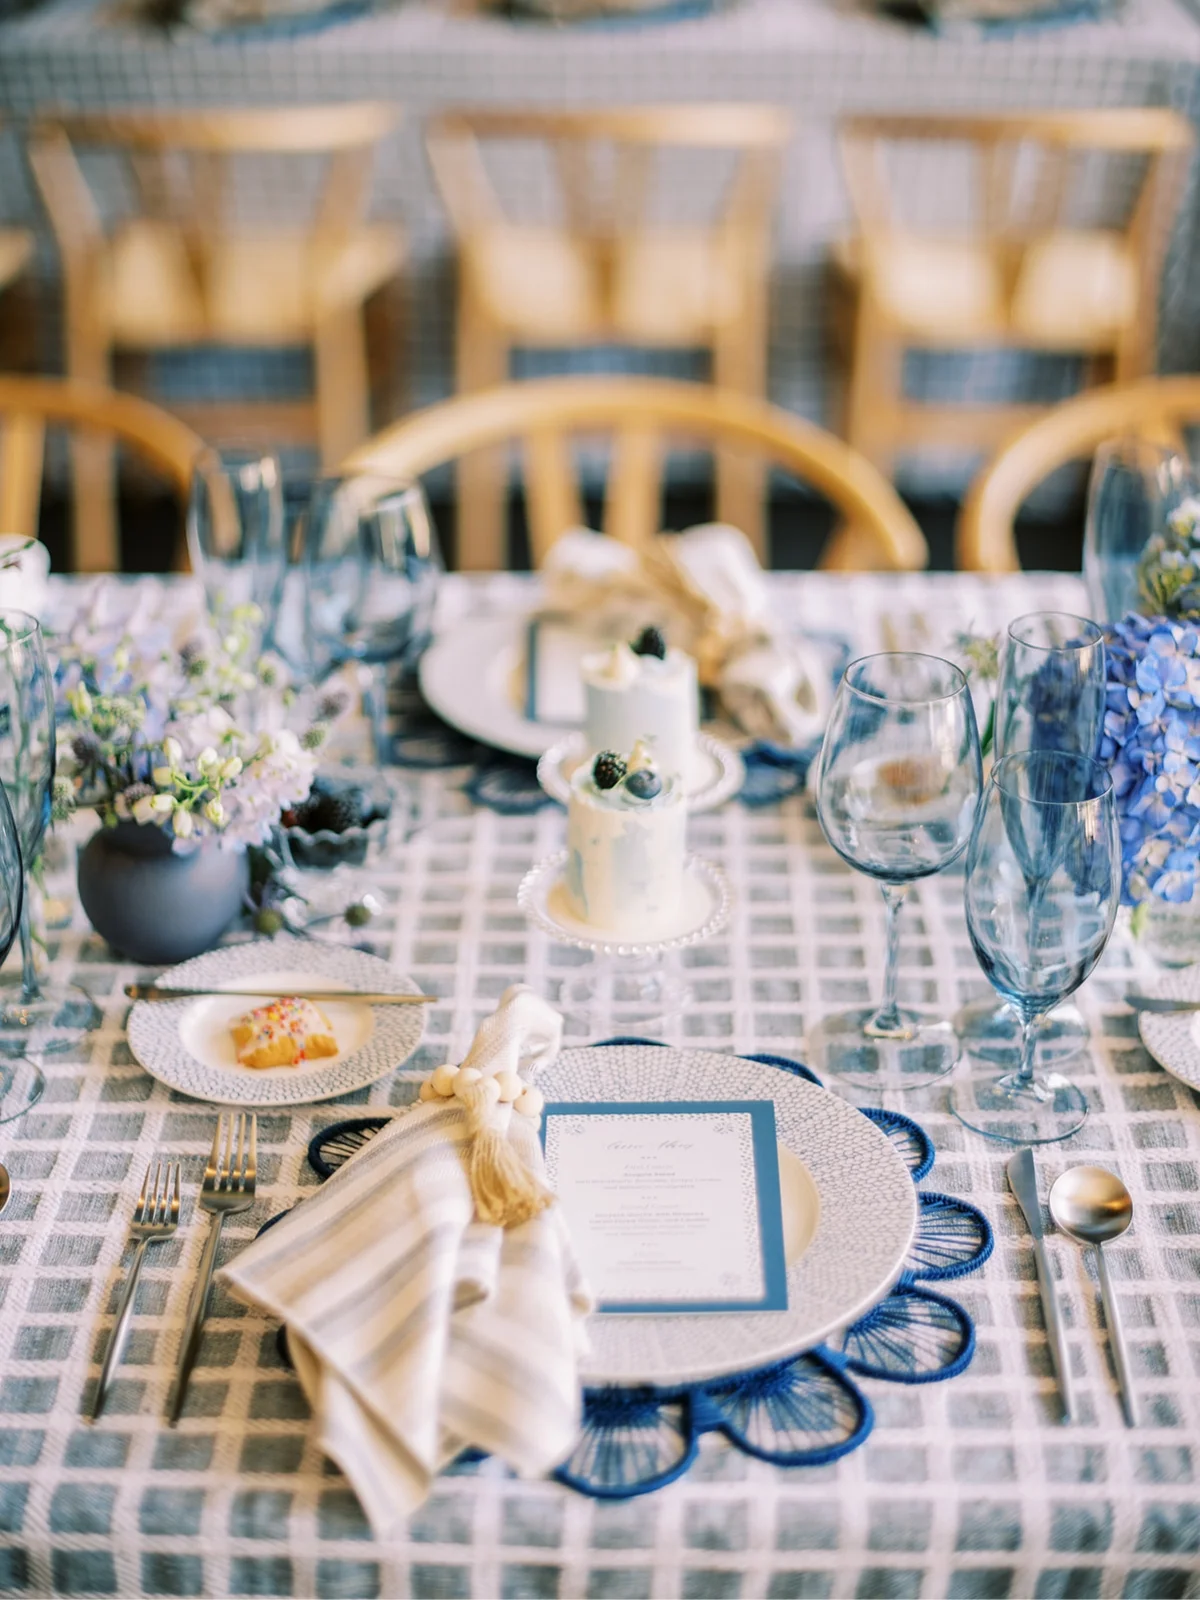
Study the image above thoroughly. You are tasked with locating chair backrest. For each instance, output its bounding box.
[841,109,1192,239]
[0,376,204,551]
[30,102,403,260]
[343,375,927,571]
[958,375,1200,572]
[427,104,790,245]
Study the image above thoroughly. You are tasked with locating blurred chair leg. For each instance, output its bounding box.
[713,305,767,562]
[315,300,372,471]
[66,319,118,572]
[455,296,508,570]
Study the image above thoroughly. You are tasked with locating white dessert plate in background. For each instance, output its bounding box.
[539,1043,917,1386]
[128,940,425,1106]
[420,615,568,759]
[518,849,731,957]
[537,731,745,813]
[1136,967,1200,1091]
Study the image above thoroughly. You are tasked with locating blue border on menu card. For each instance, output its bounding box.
[541,1099,789,1315]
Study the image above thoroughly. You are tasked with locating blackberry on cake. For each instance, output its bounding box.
[631,625,667,660]
[592,751,626,790]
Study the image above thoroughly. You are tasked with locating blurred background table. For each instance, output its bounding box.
[0,0,1199,501]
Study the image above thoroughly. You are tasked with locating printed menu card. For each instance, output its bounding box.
[541,1101,788,1313]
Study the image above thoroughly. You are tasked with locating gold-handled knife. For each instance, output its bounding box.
[126,984,434,1005]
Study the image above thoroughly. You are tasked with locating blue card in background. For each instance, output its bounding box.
[541,1100,788,1314]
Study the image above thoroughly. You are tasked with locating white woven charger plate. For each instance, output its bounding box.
[1137,968,1200,1091]
[539,1043,918,1386]
[127,939,425,1107]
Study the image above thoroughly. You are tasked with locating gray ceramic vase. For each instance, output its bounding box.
[77,821,249,965]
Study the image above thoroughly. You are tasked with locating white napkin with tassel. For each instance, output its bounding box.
[221,985,592,1533]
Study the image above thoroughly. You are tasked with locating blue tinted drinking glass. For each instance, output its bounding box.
[187,448,286,649]
[811,652,982,1092]
[959,611,1107,1069]
[1083,437,1191,625]
[950,751,1120,1145]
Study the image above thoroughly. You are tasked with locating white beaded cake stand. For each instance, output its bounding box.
[517,850,731,1031]
[536,732,744,813]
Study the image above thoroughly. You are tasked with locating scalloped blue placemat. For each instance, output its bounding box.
[288,1044,991,1499]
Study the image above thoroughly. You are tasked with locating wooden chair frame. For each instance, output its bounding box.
[0,376,205,563]
[344,375,927,572]
[836,109,1194,481]
[958,374,1200,572]
[426,104,790,568]
[29,103,404,571]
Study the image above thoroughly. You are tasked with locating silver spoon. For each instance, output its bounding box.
[1049,1165,1137,1427]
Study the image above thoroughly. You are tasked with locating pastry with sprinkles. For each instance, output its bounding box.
[231,997,338,1070]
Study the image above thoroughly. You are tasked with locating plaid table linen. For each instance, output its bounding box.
[1,571,1199,1599]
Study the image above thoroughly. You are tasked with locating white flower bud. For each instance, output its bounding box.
[198,747,219,771]
[151,794,175,815]
[173,808,194,839]
[204,798,225,826]
[152,766,173,789]
[220,757,243,780]
[163,737,183,766]
[132,795,158,826]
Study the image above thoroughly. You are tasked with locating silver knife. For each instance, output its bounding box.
[1126,992,1200,1014]
[1007,1147,1074,1424]
[125,984,433,1005]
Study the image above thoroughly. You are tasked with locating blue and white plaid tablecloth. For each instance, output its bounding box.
[2,570,1200,1599]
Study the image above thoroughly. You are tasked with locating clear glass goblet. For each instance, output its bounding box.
[809,651,982,1092]
[300,476,442,766]
[957,611,1106,1068]
[1083,437,1192,626]
[950,750,1120,1145]
[0,774,38,1119]
[0,611,101,1055]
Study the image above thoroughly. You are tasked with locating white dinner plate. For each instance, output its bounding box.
[127,940,426,1107]
[1137,968,1200,1091]
[420,614,566,759]
[538,1043,917,1386]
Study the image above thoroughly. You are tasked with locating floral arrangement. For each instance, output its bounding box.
[1135,495,1200,618]
[54,597,346,850]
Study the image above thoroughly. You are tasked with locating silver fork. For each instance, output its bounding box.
[168,1112,257,1425]
[90,1160,180,1422]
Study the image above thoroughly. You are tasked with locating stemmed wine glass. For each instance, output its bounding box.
[0,612,101,1054]
[300,476,442,765]
[809,652,982,1092]
[950,751,1121,1144]
[1083,438,1192,625]
[956,611,1106,1068]
[0,777,35,1120]
[187,447,287,649]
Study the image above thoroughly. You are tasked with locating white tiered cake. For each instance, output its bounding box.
[581,629,698,786]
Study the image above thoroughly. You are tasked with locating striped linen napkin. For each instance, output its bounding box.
[221,987,592,1531]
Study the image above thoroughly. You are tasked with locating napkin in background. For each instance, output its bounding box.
[220,986,592,1531]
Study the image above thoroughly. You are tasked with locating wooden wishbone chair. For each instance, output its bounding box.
[958,375,1200,572]
[344,375,927,571]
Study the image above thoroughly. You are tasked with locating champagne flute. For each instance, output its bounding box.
[0,612,101,1054]
[187,447,286,650]
[810,652,982,1091]
[950,751,1120,1144]
[300,476,442,765]
[957,611,1105,1069]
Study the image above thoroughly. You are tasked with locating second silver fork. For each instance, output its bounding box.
[169,1112,257,1425]
[90,1159,180,1422]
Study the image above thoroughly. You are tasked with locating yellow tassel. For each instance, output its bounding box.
[455,1079,553,1228]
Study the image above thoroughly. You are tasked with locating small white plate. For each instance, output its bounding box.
[537,732,745,813]
[539,1044,917,1386]
[1137,969,1200,1091]
[517,850,731,957]
[420,615,567,759]
[127,940,426,1106]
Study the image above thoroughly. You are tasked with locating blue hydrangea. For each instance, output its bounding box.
[1101,613,1200,905]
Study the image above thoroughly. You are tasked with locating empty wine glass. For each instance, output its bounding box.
[1083,437,1191,625]
[810,652,983,1092]
[950,751,1120,1145]
[957,612,1106,1069]
[0,776,36,1121]
[300,476,442,765]
[187,447,286,649]
[0,611,101,1055]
